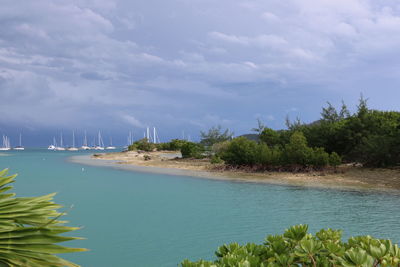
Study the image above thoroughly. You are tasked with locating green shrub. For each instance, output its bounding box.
[182,224,400,266]
[129,138,155,152]
[260,127,281,147]
[210,155,224,164]
[220,137,258,165]
[283,131,313,166]
[311,147,330,167]
[181,142,204,158]
[329,152,342,167]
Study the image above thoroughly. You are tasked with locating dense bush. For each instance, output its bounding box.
[219,137,258,166]
[252,97,400,168]
[182,224,400,266]
[128,138,155,152]
[156,139,188,151]
[210,155,224,164]
[219,132,339,170]
[181,142,205,158]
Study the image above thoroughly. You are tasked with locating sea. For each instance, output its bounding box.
[1,149,400,267]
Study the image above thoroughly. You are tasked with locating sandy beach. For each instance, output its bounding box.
[70,150,400,193]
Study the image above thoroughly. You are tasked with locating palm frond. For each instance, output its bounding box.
[0,169,87,267]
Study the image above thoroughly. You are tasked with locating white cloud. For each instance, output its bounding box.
[119,114,144,128]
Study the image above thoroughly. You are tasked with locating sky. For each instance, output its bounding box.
[1,0,400,146]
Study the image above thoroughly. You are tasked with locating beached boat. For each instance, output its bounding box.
[14,133,25,150]
[0,135,11,151]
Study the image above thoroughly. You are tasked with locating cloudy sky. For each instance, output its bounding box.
[1,0,400,146]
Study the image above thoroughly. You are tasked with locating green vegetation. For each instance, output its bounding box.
[128,138,191,152]
[128,97,400,169]
[128,138,155,152]
[0,169,86,266]
[210,96,400,170]
[181,142,205,159]
[182,224,400,266]
[218,132,339,170]
[281,96,400,167]
[200,125,233,147]
[158,139,188,151]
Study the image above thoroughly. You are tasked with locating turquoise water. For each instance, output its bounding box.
[1,150,400,266]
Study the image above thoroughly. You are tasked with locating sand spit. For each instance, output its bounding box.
[69,150,400,193]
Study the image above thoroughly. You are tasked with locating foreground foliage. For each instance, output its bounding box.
[0,169,86,267]
[182,224,400,267]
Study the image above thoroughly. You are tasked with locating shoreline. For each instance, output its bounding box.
[68,151,400,194]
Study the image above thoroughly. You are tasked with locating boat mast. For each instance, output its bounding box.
[84,131,88,146]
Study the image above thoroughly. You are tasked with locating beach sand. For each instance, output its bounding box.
[69,151,400,193]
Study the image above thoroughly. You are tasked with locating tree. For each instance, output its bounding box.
[220,137,258,166]
[200,126,233,147]
[0,169,86,266]
[321,102,339,122]
[180,142,204,158]
[259,128,281,147]
[182,224,400,266]
[339,100,351,119]
[251,118,266,137]
[357,93,369,118]
[283,131,313,166]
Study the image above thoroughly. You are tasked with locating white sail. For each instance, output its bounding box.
[81,131,90,150]
[14,133,25,150]
[67,131,78,151]
[95,131,104,150]
[0,135,11,151]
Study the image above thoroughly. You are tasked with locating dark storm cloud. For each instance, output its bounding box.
[1,0,400,143]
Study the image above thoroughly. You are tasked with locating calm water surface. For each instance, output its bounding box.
[1,149,400,266]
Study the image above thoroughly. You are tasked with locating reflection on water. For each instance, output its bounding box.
[1,149,400,267]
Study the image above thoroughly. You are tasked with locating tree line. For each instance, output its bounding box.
[128,96,400,169]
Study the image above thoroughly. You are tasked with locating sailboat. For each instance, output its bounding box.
[67,131,78,151]
[0,135,11,151]
[81,131,90,150]
[94,131,104,150]
[55,133,66,151]
[123,131,133,150]
[106,137,116,150]
[14,133,25,150]
[48,137,56,150]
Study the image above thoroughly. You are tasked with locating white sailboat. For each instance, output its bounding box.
[94,131,104,150]
[124,131,133,149]
[14,133,24,150]
[106,137,116,150]
[48,137,56,150]
[55,133,65,151]
[0,135,11,151]
[81,131,90,150]
[67,131,78,151]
